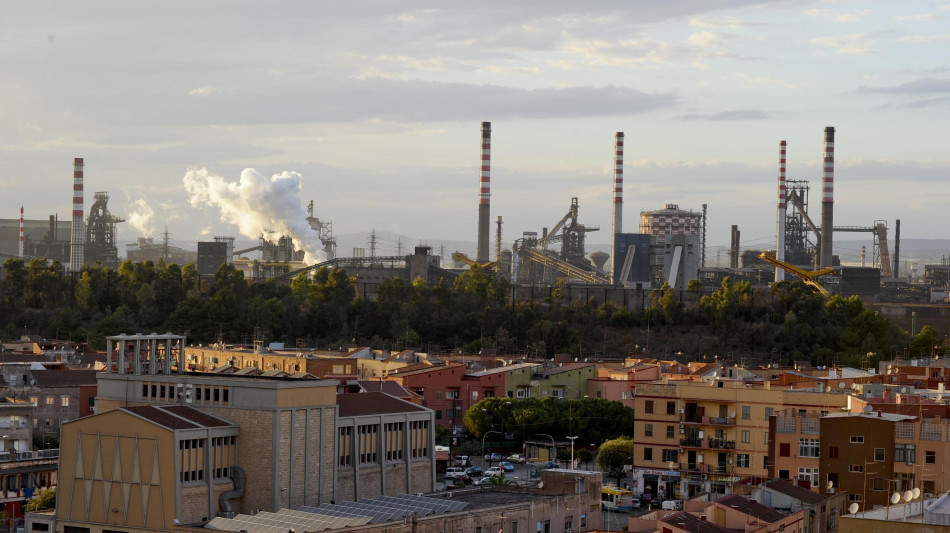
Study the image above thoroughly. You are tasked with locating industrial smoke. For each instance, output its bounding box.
[183,168,326,265]
[127,198,156,237]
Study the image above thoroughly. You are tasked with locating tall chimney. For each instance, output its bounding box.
[730,225,740,269]
[476,122,491,263]
[18,207,24,258]
[776,140,787,281]
[819,127,835,268]
[70,157,85,272]
[611,132,624,284]
[495,215,502,263]
[893,219,901,278]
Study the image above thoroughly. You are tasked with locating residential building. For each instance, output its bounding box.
[753,479,847,533]
[386,363,505,431]
[533,362,598,399]
[768,410,823,488]
[632,380,853,499]
[819,411,950,511]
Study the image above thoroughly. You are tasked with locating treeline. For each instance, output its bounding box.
[0,257,935,368]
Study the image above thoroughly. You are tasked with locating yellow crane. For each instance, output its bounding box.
[452,252,496,270]
[758,252,834,297]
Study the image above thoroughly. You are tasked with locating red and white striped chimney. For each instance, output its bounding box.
[18,206,24,258]
[775,140,786,281]
[70,157,85,272]
[476,122,491,263]
[611,132,624,284]
[819,127,834,268]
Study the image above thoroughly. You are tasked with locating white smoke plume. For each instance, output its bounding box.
[127,198,156,237]
[183,167,326,265]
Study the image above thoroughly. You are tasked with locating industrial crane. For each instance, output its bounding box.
[758,252,833,297]
[451,252,496,270]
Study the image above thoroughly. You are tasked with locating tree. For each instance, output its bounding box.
[597,437,635,484]
[576,448,594,469]
[25,487,55,512]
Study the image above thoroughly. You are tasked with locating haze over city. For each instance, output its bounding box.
[2,1,948,262]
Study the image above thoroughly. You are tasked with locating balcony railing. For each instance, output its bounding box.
[680,415,735,426]
[0,449,59,462]
[681,463,730,475]
[680,438,735,450]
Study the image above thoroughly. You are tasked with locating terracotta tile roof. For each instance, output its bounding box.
[660,512,732,533]
[337,392,429,417]
[356,380,412,397]
[715,494,786,522]
[762,479,828,505]
[31,369,101,387]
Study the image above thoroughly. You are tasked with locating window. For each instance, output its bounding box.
[926,451,936,464]
[849,494,863,502]
[798,467,819,487]
[850,435,864,444]
[29,397,37,407]
[829,446,839,459]
[643,447,653,461]
[662,449,678,463]
[895,444,916,463]
[644,424,653,437]
[874,448,885,462]
[667,401,676,415]
[765,407,774,418]
[45,397,54,406]
[741,430,750,443]
[849,464,864,473]
[779,469,789,479]
[645,400,654,414]
[742,406,751,419]
[580,514,587,528]
[61,396,70,407]
[780,443,790,457]
[764,432,769,444]
[799,439,820,458]
[736,454,750,468]
[666,426,675,439]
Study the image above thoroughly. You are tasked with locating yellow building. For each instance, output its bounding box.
[632,379,855,499]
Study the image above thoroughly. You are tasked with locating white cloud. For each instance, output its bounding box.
[686,31,732,47]
[188,86,217,97]
[733,73,801,89]
[894,13,941,22]
[899,33,950,43]
[688,16,761,29]
[810,33,879,55]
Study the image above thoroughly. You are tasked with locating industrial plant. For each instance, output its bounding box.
[0,124,946,317]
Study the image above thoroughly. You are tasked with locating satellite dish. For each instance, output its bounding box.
[848,503,859,514]
[900,387,908,393]
[851,383,858,390]
[537,481,544,489]
[863,405,873,414]
[904,490,914,502]
[913,488,921,499]
[839,382,846,389]
[891,492,902,505]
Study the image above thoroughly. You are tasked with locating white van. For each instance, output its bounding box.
[661,500,682,511]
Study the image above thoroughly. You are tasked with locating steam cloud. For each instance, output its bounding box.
[182,167,326,265]
[127,198,156,237]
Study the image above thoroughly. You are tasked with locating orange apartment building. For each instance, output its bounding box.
[632,379,855,500]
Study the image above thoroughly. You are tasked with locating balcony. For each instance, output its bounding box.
[681,463,730,475]
[680,415,735,426]
[0,449,58,462]
[680,438,735,450]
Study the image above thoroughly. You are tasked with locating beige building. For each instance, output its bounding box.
[632,379,855,499]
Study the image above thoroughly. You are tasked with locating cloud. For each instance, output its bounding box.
[894,13,941,23]
[803,8,875,22]
[686,31,734,47]
[898,33,950,43]
[676,109,768,120]
[188,86,218,97]
[688,16,763,29]
[810,33,879,55]
[857,77,950,94]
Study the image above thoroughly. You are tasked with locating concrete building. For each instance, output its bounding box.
[819,411,949,511]
[632,380,854,499]
[386,363,505,432]
[753,479,847,533]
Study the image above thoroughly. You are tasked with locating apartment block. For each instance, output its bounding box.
[632,380,852,499]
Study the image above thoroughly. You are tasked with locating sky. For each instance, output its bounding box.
[2,0,948,264]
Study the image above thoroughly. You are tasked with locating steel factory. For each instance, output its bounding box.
[0,123,946,318]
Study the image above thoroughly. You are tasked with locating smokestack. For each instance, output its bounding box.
[70,157,85,272]
[495,215,502,263]
[611,132,624,284]
[476,122,491,263]
[861,246,866,267]
[730,225,740,269]
[893,219,901,278]
[776,141,787,282]
[18,207,24,258]
[820,127,835,268]
[701,203,707,268]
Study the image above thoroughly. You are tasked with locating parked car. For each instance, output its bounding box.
[507,453,526,463]
[484,452,503,462]
[499,461,515,472]
[630,498,642,509]
[473,475,494,485]
[485,466,504,478]
[445,467,470,481]
[465,466,484,477]
[454,455,471,467]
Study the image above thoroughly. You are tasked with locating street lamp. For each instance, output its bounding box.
[567,436,578,470]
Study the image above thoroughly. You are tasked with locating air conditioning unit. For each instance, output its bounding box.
[679,448,684,453]
[678,408,685,414]
[728,459,733,464]
[89,406,95,412]
[184,384,194,404]
[679,429,685,434]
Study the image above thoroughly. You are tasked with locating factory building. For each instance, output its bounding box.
[640,204,702,289]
